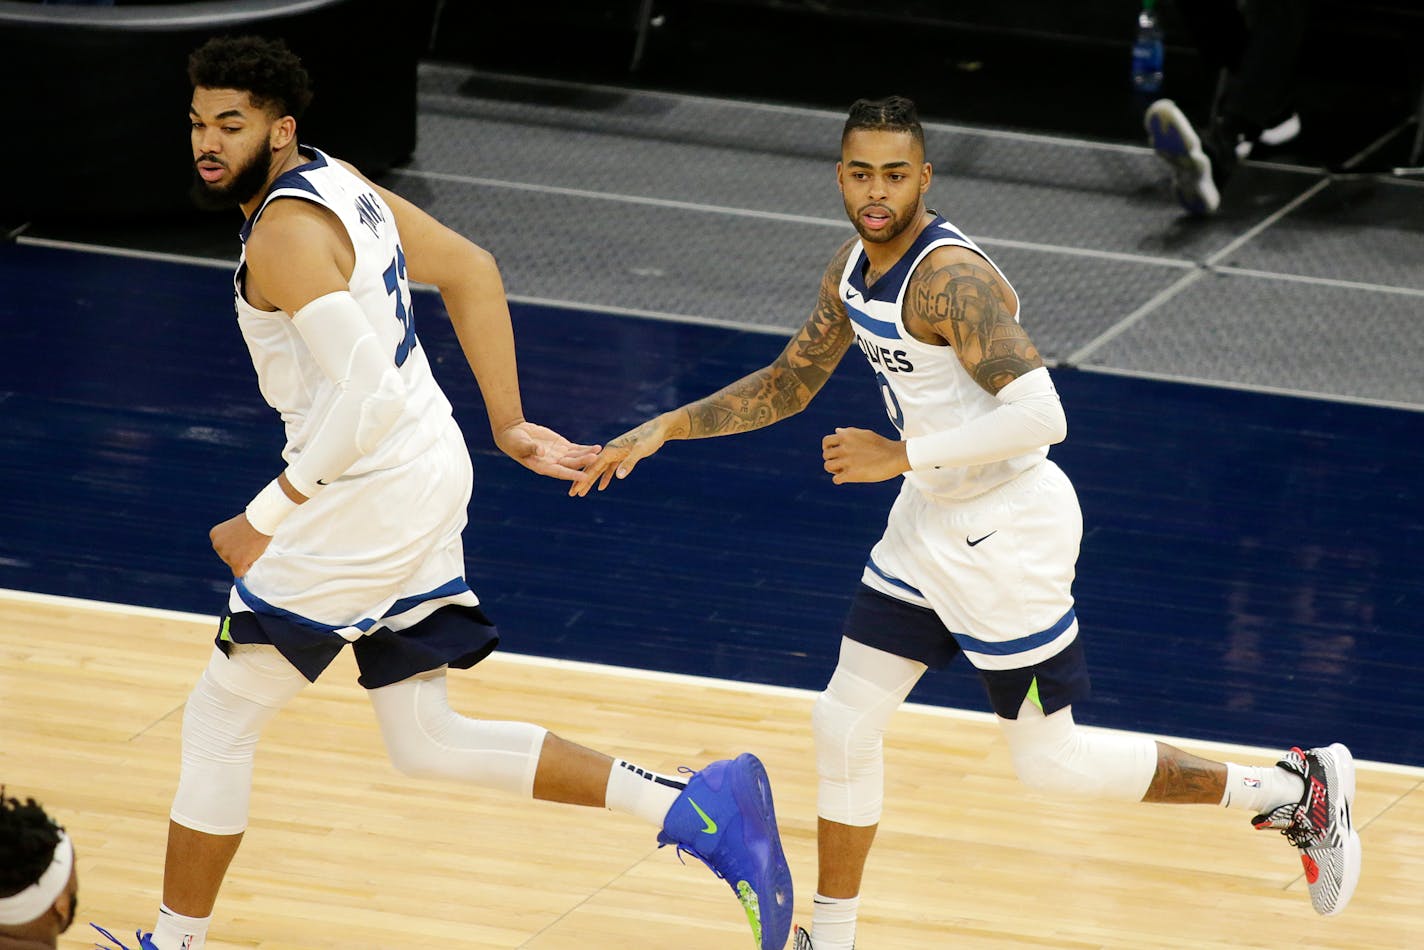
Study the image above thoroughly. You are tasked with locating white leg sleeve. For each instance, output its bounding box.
[997,699,1158,801]
[367,670,546,797]
[171,645,308,835]
[813,637,926,826]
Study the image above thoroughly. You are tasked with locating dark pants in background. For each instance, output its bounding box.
[1175,0,1309,136]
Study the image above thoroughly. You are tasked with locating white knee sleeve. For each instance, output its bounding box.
[171,646,308,835]
[367,671,546,797]
[813,638,925,826]
[998,700,1157,801]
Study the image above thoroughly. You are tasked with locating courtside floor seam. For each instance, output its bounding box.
[5,587,1421,779]
[13,236,1423,412]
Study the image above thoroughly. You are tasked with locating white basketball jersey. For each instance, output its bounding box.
[234,147,451,479]
[838,215,1046,501]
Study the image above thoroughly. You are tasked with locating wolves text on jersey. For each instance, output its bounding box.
[856,334,914,373]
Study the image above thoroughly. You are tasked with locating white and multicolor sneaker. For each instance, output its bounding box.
[1252,744,1362,915]
[1145,98,1221,216]
[792,924,853,949]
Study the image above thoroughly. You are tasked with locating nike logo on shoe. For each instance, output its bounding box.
[690,798,718,834]
[967,531,997,546]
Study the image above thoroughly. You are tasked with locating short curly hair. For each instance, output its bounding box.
[188,35,314,119]
[0,787,64,896]
[842,96,925,152]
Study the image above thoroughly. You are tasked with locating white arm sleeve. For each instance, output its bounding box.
[281,290,408,497]
[904,366,1067,471]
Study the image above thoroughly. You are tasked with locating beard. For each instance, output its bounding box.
[847,200,916,244]
[58,890,76,934]
[189,146,274,211]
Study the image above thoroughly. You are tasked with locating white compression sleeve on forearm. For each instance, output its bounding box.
[904,366,1067,471]
[282,291,408,497]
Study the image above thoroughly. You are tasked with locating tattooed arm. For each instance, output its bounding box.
[822,245,1066,484]
[905,244,1041,391]
[570,238,858,496]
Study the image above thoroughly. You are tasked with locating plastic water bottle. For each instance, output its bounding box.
[1131,0,1164,94]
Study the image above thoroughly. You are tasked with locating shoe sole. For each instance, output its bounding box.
[1259,113,1301,147]
[1145,101,1220,215]
[1313,743,1362,916]
[730,753,794,949]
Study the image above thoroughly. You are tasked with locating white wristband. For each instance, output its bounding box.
[245,478,300,536]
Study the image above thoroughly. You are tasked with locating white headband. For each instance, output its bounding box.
[0,831,73,925]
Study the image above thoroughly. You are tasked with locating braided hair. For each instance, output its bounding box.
[0,788,63,895]
[841,96,925,152]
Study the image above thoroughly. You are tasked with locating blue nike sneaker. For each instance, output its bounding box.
[658,753,793,950]
[90,924,158,950]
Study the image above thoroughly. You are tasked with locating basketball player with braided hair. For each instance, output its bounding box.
[574,95,1360,948]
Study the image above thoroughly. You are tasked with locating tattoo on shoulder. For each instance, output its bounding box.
[908,255,1042,392]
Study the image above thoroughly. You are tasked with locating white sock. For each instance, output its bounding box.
[1220,762,1305,813]
[604,759,686,827]
[151,904,210,950]
[809,892,859,950]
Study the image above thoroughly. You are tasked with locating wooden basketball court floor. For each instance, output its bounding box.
[2,588,1419,950]
[4,61,1423,950]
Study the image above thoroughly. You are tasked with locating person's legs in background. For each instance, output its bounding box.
[1147,0,1308,213]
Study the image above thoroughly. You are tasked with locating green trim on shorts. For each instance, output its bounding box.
[1026,676,1043,713]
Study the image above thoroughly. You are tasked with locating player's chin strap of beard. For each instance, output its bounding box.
[0,830,72,924]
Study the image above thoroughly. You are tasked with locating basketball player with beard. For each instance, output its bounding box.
[92,34,793,950]
[572,96,1359,948]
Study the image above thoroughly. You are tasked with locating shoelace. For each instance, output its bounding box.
[663,764,725,879]
[91,924,146,950]
[666,841,725,880]
[1278,748,1327,849]
[1280,805,1326,849]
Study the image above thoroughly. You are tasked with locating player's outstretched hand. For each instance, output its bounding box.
[569,413,676,497]
[496,421,601,481]
[822,426,910,484]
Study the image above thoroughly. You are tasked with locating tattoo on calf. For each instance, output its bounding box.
[1145,743,1227,804]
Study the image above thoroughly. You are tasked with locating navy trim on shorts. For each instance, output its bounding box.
[232,575,474,635]
[218,611,348,683]
[956,608,1077,656]
[840,585,1091,719]
[864,558,926,599]
[979,634,1091,720]
[842,585,959,669]
[217,603,499,688]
